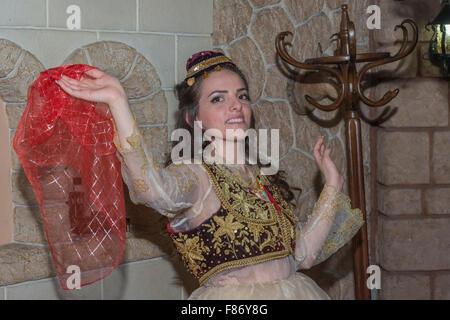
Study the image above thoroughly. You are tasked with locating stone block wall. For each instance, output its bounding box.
[0,0,211,299]
[371,0,450,299]
[1,0,447,300]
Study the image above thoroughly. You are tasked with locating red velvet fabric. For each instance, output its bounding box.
[13,64,126,290]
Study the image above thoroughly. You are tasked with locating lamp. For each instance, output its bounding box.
[427,0,450,75]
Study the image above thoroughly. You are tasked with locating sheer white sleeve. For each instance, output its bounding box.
[294,184,365,270]
[113,121,203,218]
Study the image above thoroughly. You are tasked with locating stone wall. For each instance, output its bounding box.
[371,0,450,299]
[0,0,211,299]
[213,0,372,299]
[1,0,447,301]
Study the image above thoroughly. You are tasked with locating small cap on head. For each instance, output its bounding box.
[184,50,235,86]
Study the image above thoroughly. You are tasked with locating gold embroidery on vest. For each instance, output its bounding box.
[172,234,210,277]
[205,164,276,224]
[170,162,298,285]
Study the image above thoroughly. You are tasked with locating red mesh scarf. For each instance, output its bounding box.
[13,64,126,290]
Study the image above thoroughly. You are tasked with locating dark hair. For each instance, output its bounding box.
[166,63,300,204]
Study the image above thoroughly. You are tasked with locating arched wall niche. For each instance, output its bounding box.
[0,38,177,276]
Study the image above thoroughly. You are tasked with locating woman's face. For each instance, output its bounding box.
[195,69,252,141]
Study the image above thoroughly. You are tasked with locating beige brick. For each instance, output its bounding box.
[227,37,265,102]
[130,90,168,125]
[62,46,90,66]
[177,36,212,83]
[434,273,450,299]
[0,0,46,27]
[432,132,450,184]
[264,65,289,100]
[14,206,46,244]
[5,104,26,130]
[139,126,169,166]
[249,0,281,8]
[48,0,136,31]
[373,79,448,128]
[0,51,43,104]
[279,151,317,222]
[292,12,333,63]
[121,53,161,99]
[213,0,252,46]
[0,29,97,69]
[11,172,38,206]
[139,0,213,34]
[424,188,450,215]
[251,7,294,65]
[66,41,137,80]
[377,131,429,185]
[98,32,175,88]
[380,216,450,271]
[122,236,167,264]
[378,186,422,216]
[381,272,431,300]
[0,244,55,287]
[253,100,294,158]
[285,0,324,24]
[0,39,22,78]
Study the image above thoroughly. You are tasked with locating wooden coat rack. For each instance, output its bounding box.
[275,5,418,299]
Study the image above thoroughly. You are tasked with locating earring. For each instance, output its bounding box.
[187,77,195,86]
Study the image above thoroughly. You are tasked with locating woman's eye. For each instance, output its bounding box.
[211,96,223,103]
[239,93,250,101]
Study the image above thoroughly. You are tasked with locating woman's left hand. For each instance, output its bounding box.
[313,136,344,192]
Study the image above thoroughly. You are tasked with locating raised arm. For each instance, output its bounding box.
[56,69,202,218]
[293,137,364,269]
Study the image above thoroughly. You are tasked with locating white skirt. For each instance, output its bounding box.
[187,272,331,300]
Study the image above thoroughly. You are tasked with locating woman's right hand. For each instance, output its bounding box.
[55,68,127,107]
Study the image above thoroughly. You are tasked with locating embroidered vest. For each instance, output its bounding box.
[167,162,298,286]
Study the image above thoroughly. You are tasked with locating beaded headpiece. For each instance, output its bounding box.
[185,51,236,86]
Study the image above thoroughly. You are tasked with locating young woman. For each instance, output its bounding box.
[55,51,364,300]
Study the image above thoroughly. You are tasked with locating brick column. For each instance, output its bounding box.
[373,0,450,300]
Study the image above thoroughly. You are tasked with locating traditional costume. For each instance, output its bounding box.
[15,51,363,298]
[114,51,365,299]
